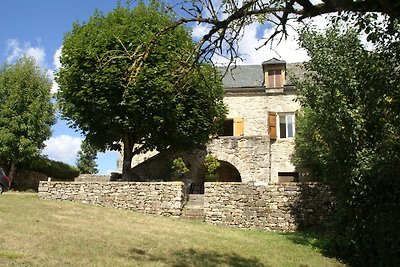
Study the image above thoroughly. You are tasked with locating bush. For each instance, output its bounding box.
[28,156,79,181]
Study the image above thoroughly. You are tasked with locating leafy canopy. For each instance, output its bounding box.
[293,25,400,266]
[76,139,99,174]
[0,57,55,174]
[56,2,226,178]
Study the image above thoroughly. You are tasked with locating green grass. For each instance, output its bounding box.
[0,192,345,266]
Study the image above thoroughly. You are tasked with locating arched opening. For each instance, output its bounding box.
[215,161,241,182]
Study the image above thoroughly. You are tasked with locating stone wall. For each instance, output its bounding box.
[223,90,299,136]
[74,174,111,182]
[38,181,185,217]
[207,136,270,183]
[270,139,297,182]
[204,182,334,232]
[38,181,334,232]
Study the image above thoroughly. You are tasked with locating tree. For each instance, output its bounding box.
[56,2,226,180]
[76,139,98,174]
[159,0,400,64]
[0,57,55,181]
[293,25,400,266]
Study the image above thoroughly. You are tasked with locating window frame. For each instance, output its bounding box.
[277,112,295,139]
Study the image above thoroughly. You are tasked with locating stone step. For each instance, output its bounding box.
[181,194,205,221]
[186,194,204,207]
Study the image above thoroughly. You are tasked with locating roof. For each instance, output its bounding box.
[262,58,286,65]
[219,63,305,88]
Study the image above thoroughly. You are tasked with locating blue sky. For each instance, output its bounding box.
[0,1,120,174]
[0,1,312,174]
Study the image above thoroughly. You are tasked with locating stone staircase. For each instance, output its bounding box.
[181,194,205,221]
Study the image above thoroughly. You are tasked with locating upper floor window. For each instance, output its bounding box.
[278,113,295,138]
[221,117,244,137]
[268,112,295,139]
[267,69,283,88]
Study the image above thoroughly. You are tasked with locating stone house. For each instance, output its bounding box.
[119,58,302,187]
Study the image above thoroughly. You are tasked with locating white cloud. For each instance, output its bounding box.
[53,46,62,70]
[47,46,63,94]
[192,23,211,40]
[42,135,82,163]
[209,15,332,65]
[6,39,46,66]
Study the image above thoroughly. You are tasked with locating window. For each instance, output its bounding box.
[278,172,299,182]
[278,113,295,138]
[221,117,244,137]
[222,119,234,136]
[267,69,283,88]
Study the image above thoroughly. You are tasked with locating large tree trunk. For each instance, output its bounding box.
[122,136,134,181]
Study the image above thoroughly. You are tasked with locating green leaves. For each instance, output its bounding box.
[0,57,55,167]
[76,139,98,174]
[56,3,226,178]
[293,24,400,266]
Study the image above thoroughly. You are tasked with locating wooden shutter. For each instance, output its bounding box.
[268,112,277,140]
[268,69,283,87]
[234,117,244,136]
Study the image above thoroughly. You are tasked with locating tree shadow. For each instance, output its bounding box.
[288,182,335,231]
[126,247,268,267]
[283,182,338,259]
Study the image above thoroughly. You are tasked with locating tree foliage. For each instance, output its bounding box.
[293,25,400,266]
[76,139,98,174]
[0,57,55,181]
[56,2,226,180]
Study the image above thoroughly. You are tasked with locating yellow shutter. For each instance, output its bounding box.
[234,117,244,136]
[268,112,277,140]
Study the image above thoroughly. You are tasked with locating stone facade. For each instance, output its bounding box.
[207,136,270,183]
[38,181,185,217]
[116,60,301,184]
[212,86,300,182]
[38,181,334,232]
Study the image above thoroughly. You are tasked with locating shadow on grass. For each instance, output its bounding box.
[283,229,339,262]
[126,248,268,267]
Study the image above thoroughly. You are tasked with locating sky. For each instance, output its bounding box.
[0,1,324,174]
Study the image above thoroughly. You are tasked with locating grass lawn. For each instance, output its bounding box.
[0,192,345,267]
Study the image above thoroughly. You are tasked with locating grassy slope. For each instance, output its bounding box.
[0,192,344,267]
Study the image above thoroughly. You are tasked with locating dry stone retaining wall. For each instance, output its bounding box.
[38,181,185,217]
[38,181,334,232]
[204,182,334,232]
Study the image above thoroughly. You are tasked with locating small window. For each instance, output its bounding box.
[221,118,244,137]
[268,69,283,88]
[278,172,299,182]
[278,113,295,138]
[222,119,234,136]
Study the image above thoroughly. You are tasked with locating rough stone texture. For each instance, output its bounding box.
[38,181,334,232]
[223,90,299,136]
[38,181,185,217]
[270,139,297,182]
[75,174,111,182]
[117,89,300,183]
[204,182,335,232]
[207,136,270,183]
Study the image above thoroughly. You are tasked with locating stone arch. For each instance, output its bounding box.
[207,151,248,182]
[216,161,241,182]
